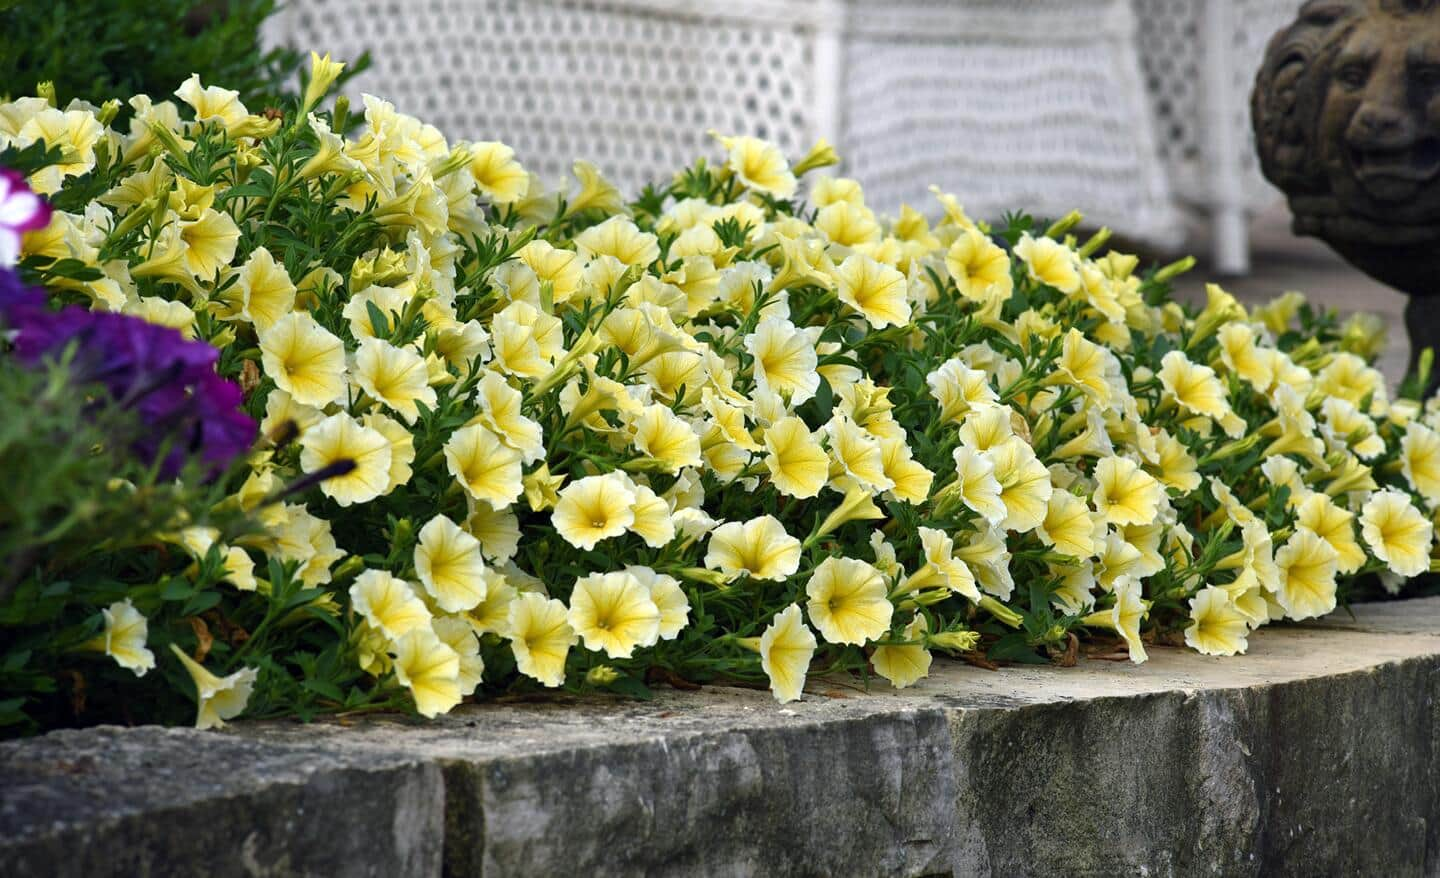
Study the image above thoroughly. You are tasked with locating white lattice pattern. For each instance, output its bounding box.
[268,0,1298,257]
[267,0,828,196]
[843,0,1181,248]
[1136,0,1304,208]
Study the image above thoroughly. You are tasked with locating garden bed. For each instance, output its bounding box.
[5,596,1439,877]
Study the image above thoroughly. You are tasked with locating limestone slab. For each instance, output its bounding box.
[4,597,1440,877]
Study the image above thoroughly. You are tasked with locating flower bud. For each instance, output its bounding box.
[585,665,622,686]
[927,629,981,654]
[792,138,840,175]
[1044,210,1083,239]
[978,595,1023,628]
[1153,255,1196,284]
[303,52,347,112]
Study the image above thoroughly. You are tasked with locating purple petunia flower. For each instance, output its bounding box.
[0,169,51,267]
[1,267,256,478]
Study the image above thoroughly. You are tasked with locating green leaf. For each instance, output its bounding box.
[302,678,344,701]
[606,675,654,701]
[159,577,194,601]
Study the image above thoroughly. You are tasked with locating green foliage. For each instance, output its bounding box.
[0,359,263,735]
[0,0,360,115]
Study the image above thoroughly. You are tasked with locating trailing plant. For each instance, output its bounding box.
[1,56,1433,735]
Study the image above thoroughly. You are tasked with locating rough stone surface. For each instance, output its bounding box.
[5,598,1440,877]
[0,726,444,878]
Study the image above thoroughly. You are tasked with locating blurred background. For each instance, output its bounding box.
[2,0,1406,376]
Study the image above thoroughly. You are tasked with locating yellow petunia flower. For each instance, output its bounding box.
[871,615,932,690]
[1294,492,1365,575]
[879,437,934,505]
[465,575,517,637]
[259,312,347,407]
[565,160,625,216]
[350,569,432,642]
[804,556,893,645]
[168,644,259,730]
[704,515,802,582]
[945,228,1012,303]
[432,616,484,697]
[1150,429,1201,492]
[353,338,437,424]
[745,317,822,405]
[1076,264,1127,324]
[989,438,1053,533]
[490,300,565,378]
[174,73,250,132]
[815,201,882,248]
[1093,456,1163,528]
[236,246,296,330]
[835,253,910,328]
[551,473,638,551]
[1039,490,1099,559]
[364,412,416,494]
[1402,421,1440,506]
[948,445,1006,525]
[627,483,677,548]
[1360,489,1433,578]
[768,233,836,293]
[391,626,462,718]
[124,296,196,338]
[473,370,544,464]
[716,133,797,199]
[1316,353,1384,409]
[628,566,690,640]
[468,141,529,203]
[1274,527,1340,620]
[507,592,577,687]
[1215,322,1274,391]
[444,423,524,511]
[1184,586,1250,656]
[299,414,393,507]
[415,515,489,613]
[22,110,105,194]
[516,239,584,306]
[568,570,662,658]
[759,604,816,703]
[575,215,660,268]
[1220,570,1271,629]
[825,415,893,492]
[630,403,703,473]
[1082,577,1149,663]
[1014,233,1080,294]
[1048,329,1111,405]
[83,599,155,677]
[958,405,1015,453]
[763,416,829,499]
[1158,350,1234,428]
[178,207,240,282]
[927,359,998,425]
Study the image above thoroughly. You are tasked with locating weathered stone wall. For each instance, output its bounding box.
[4,600,1440,877]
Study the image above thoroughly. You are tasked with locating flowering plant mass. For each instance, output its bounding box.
[1,55,1434,733]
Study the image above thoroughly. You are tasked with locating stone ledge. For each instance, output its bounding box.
[4,598,1440,877]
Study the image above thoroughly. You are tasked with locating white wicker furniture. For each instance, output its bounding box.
[1136,0,1306,271]
[266,0,1302,268]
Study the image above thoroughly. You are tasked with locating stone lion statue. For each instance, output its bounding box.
[1253,0,1440,385]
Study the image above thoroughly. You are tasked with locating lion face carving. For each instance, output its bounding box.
[1321,6,1440,209]
[1254,0,1440,295]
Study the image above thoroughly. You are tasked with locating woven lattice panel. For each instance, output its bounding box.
[268,0,1195,245]
[1135,0,1304,208]
[841,0,1183,246]
[269,0,825,194]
